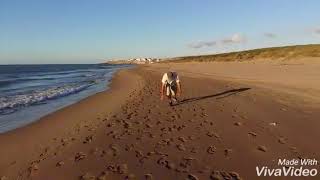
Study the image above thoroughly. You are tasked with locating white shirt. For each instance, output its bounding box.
[161,72,180,84]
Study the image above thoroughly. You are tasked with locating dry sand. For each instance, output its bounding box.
[0,61,320,180]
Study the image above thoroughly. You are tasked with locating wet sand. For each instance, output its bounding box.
[0,62,320,180]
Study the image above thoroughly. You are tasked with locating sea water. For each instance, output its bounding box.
[0,64,132,133]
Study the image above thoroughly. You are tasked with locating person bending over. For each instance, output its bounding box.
[160,71,182,105]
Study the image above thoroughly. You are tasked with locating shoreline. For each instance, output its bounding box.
[1,62,320,179]
[0,67,145,178]
[0,64,134,134]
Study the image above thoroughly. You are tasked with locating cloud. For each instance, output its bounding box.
[264,32,277,38]
[188,40,217,49]
[221,33,246,44]
[188,33,246,49]
[312,28,320,35]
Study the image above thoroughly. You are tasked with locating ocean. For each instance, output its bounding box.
[0,64,132,133]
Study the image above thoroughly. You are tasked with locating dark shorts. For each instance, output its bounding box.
[166,83,177,97]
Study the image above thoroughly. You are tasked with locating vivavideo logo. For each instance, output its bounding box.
[256,159,318,177]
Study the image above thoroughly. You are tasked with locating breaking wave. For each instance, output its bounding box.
[0,82,95,115]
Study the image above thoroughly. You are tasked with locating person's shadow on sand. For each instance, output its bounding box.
[173,88,251,106]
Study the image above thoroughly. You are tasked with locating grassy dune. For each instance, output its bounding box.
[165,44,320,63]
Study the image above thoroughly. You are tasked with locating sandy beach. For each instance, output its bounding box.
[1,60,320,180]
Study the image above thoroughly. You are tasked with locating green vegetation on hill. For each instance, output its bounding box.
[165,44,320,63]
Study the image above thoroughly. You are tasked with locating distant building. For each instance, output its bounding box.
[106,57,162,64]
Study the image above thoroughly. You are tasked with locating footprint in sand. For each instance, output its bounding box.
[278,137,286,144]
[166,162,176,170]
[154,150,168,157]
[248,132,257,137]
[56,161,64,167]
[149,133,156,138]
[207,146,216,154]
[178,137,187,143]
[80,173,95,180]
[146,123,153,128]
[106,122,115,128]
[176,158,194,173]
[106,164,118,172]
[188,135,196,140]
[125,144,135,151]
[109,144,119,156]
[144,174,153,180]
[177,125,186,131]
[257,145,267,152]
[83,135,93,144]
[290,147,298,153]
[210,170,242,180]
[106,130,117,136]
[198,166,211,174]
[177,144,187,151]
[190,147,198,153]
[200,113,208,118]
[117,164,129,174]
[123,122,132,129]
[206,132,220,139]
[135,150,144,158]
[240,115,248,120]
[28,163,39,176]
[97,171,109,180]
[61,138,69,146]
[75,152,87,161]
[157,157,169,167]
[90,147,99,155]
[234,122,242,126]
[187,174,199,180]
[139,156,149,164]
[125,174,136,180]
[147,151,156,157]
[224,149,232,157]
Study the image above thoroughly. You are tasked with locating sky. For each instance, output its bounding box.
[0,0,320,64]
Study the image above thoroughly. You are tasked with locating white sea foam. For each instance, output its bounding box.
[0,82,94,114]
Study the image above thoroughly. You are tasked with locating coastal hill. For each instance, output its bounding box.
[164,44,320,63]
[105,44,320,64]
